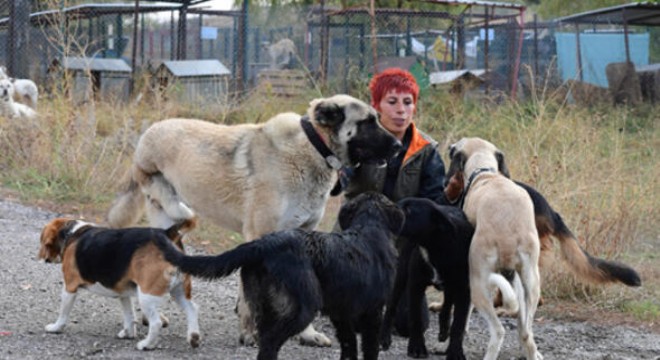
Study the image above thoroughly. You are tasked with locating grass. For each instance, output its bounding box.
[0,81,657,331]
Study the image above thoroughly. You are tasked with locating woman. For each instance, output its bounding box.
[342,68,446,205]
[340,68,447,339]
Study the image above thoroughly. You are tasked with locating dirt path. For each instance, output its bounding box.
[1,199,658,359]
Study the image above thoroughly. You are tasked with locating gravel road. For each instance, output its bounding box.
[1,199,658,360]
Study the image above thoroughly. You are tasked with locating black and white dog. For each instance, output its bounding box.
[154,192,405,360]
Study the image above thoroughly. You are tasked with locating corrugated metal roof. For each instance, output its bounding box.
[160,60,231,77]
[61,57,132,72]
[554,2,660,26]
[422,0,525,10]
[0,3,183,27]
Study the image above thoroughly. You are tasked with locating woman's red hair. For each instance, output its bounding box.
[368,68,419,109]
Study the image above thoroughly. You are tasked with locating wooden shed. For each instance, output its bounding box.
[49,57,132,103]
[154,60,231,104]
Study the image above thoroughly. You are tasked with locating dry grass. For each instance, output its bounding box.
[0,82,657,329]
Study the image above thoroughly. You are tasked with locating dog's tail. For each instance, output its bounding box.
[165,218,197,238]
[107,169,145,228]
[516,180,641,287]
[552,212,641,287]
[153,233,282,281]
[165,218,198,250]
[489,273,519,314]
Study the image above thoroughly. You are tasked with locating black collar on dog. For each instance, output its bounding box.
[458,167,497,209]
[300,117,353,196]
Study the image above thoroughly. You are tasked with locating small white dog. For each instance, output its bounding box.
[0,66,38,109]
[0,78,37,119]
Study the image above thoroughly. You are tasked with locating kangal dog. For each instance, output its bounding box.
[107,94,401,347]
[446,137,541,360]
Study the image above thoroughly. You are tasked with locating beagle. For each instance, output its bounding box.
[38,218,200,350]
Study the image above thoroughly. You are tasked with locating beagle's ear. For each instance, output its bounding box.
[496,151,510,178]
[312,99,345,128]
[39,218,70,260]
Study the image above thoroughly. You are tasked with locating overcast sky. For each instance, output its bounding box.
[201,0,234,10]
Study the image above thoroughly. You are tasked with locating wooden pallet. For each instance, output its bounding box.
[257,69,310,97]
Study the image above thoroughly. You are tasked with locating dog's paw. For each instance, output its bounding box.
[137,338,157,351]
[45,323,64,333]
[188,332,201,348]
[428,301,443,313]
[438,329,449,342]
[298,329,332,347]
[379,332,392,350]
[445,344,467,360]
[407,340,429,358]
[239,332,258,347]
[117,326,136,339]
[141,313,169,328]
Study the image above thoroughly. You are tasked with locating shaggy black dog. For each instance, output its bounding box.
[380,198,473,360]
[155,192,404,360]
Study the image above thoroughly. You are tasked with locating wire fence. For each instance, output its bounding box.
[1,1,658,104]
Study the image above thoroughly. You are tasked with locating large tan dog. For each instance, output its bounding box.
[446,137,542,360]
[444,160,642,289]
[107,94,401,346]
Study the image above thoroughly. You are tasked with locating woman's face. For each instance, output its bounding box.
[377,89,415,140]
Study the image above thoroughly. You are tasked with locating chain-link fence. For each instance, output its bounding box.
[1,1,658,104]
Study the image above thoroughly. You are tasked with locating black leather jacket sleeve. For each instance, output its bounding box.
[417,146,449,205]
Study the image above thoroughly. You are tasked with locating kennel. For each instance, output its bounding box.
[48,57,132,103]
[154,59,231,104]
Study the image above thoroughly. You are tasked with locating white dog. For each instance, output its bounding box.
[0,66,38,109]
[266,38,297,69]
[0,78,37,119]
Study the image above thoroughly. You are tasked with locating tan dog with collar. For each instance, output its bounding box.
[107,94,401,346]
[446,137,542,360]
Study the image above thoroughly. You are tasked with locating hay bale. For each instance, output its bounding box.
[566,80,609,106]
[605,62,642,105]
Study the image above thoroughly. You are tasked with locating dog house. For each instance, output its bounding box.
[154,60,231,104]
[49,57,132,103]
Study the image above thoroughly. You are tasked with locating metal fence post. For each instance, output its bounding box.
[8,0,31,78]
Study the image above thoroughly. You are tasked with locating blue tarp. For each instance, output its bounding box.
[555,32,649,87]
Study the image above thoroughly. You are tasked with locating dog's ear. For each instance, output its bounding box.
[444,171,464,204]
[312,100,345,128]
[448,143,457,160]
[337,198,358,230]
[39,218,69,261]
[387,206,405,235]
[444,151,466,187]
[495,151,510,178]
